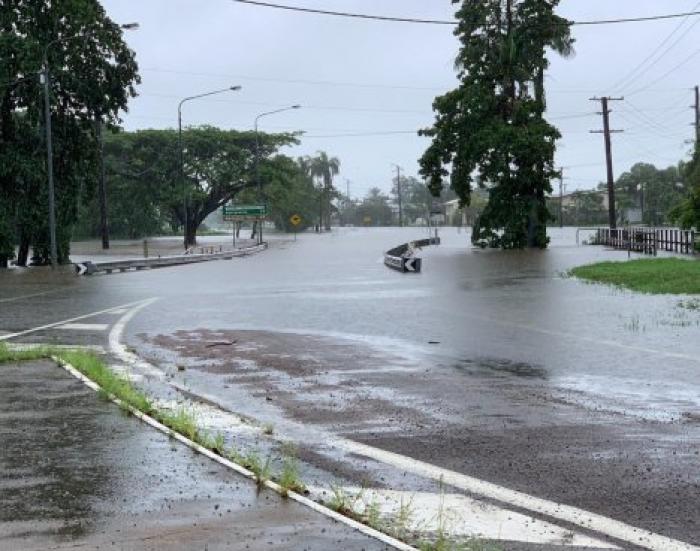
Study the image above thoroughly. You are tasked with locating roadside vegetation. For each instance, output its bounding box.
[570,258,700,295]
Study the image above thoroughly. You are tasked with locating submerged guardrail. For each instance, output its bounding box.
[384,237,440,274]
[74,243,267,275]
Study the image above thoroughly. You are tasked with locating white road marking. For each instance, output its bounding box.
[341,440,698,551]
[0,289,60,303]
[107,308,128,315]
[309,487,619,549]
[107,298,163,380]
[101,303,698,551]
[0,299,155,342]
[58,323,109,331]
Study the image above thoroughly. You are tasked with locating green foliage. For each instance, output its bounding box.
[670,146,700,230]
[419,0,573,249]
[75,127,299,245]
[0,0,140,265]
[156,407,199,441]
[570,258,700,295]
[279,455,307,496]
[613,162,687,225]
[353,187,394,226]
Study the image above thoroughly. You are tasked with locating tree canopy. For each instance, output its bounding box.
[0,0,139,266]
[419,0,573,249]
[75,127,299,245]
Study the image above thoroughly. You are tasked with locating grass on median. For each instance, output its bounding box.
[569,257,700,295]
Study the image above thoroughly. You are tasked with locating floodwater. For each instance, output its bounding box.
[2,226,699,549]
[114,226,700,422]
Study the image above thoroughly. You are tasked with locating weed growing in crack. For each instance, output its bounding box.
[279,456,307,497]
[363,498,383,531]
[244,451,272,485]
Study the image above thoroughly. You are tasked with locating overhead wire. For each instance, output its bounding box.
[229,1,700,27]
[609,2,700,94]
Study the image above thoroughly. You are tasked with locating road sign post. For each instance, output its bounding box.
[223,205,268,245]
[290,214,302,241]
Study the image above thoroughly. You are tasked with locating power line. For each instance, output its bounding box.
[628,45,700,96]
[609,1,700,93]
[230,1,700,27]
[141,67,449,92]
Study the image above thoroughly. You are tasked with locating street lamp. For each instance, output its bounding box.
[254,105,301,245]
[41,22,139,267]
[178,85,242,249]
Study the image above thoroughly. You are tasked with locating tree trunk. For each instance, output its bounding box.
[16,235,30,267]
[184,218,198,249]
[250,220,258,239]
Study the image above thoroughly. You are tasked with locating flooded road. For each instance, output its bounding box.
[1,227,698,550]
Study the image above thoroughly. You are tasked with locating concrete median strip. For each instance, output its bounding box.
[49,354,416,551]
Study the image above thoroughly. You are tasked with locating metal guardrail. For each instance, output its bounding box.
[74,243,267,275]
[384,237,440,274]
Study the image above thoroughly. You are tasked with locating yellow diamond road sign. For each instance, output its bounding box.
[290,214,302,226]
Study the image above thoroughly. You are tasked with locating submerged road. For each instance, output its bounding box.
[1,228,698,550]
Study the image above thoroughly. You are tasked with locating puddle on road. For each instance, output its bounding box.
[456,357,549,379]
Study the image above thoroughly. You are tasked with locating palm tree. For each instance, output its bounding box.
[309,152,340,231]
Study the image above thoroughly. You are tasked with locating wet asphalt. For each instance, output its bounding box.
[0,360,387,550]
[0,228,698,550]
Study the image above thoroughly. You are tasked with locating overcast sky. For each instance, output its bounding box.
[101,0,700,199]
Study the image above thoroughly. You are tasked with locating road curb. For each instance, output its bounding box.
[51,355,417,551]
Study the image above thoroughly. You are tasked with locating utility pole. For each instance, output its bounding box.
[559,170,564,229]
[694,85,699,142]
[96,119,109,249]
[590,96,624,229]
[392,164,403,227]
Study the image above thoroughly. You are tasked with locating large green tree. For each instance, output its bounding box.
[77,127,298,246]
[0,0,139,266]
[419,0,573,249]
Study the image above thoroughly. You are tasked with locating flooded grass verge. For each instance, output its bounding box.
[570,258,700,294]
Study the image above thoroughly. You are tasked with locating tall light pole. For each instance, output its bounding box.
[41,22,139,267]
[254,105,301,244]
[178,85,242,249]
[391,164,403,227]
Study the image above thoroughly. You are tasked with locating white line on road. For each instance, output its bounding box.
[0,299,156,342]
[0,289,60,304]
[58,323,109,331]
[341,440,699,551]
[108,298,163,380]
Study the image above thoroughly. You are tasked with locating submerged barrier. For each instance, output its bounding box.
[74,243,267,275]
[384,237,440,274]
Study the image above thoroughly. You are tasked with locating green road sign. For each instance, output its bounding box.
[223,205,267,217]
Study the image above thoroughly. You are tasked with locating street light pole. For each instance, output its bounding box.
[254,105,301,245]
[178,85,242,249]
[41,54,57,268]
[41,23,139,267]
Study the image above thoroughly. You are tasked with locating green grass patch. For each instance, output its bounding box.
[570,258,700,295]
[58,350,153,414]
[0,344,53,363]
